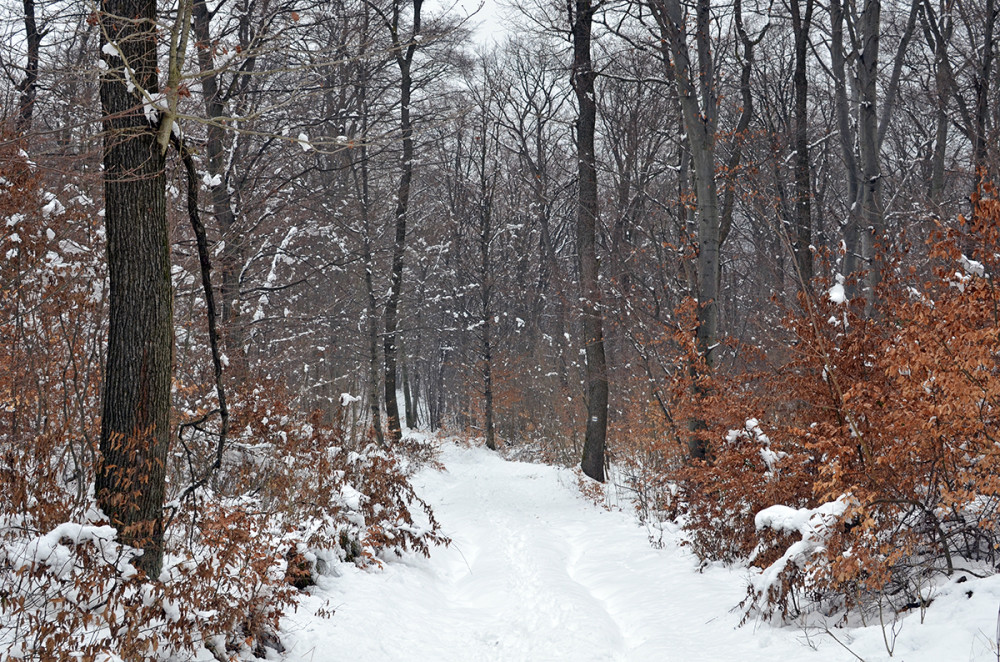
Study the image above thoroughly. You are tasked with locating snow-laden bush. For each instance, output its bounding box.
[609,188,1000,625]
[691,189,1000,623]
[0,407,447,660]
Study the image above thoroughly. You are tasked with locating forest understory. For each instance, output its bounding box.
[3,0,1000,656]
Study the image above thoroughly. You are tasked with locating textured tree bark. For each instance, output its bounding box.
[722,0,762,251]
[96,0,172,579]
[481,318,496,451]
[572,0,609,482]
[919,0,954,208]
[365,240,385,445]
[15,0,41,133]
[857,0,883,308]
[837,0,919,303]
[790,0,814,288]
[408,367,420,429]
[480,200,496,452]
[402,361,416,431]
[346,35,385,446]
[475,105,498,452]
[384,0,422,445]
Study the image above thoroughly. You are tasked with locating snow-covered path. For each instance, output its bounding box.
[281,442,1000,662]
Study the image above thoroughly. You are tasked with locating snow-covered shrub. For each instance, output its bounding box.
[744,496,852,621]
[0,379,448,661]
[691,187,1000,622]
[679,414,814,567]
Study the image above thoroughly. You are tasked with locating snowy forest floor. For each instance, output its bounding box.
[278,438,1000,661]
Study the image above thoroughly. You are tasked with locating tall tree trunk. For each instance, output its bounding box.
[857,0,884,306]
[480,201,496,451]
[920,0,955,208]
[15,0,41,133]
[346,11,384,447]
[790,0,815,287]
[408,368,420,429]
[481,316,496,450]
[402,361,416,430]
[96,0,172,579]
[722,0,763,251]
[972,0,997,200]
[653,0,722,459]
[830,0,863,296]
[572,0,609,482]
[364,237,385,445]
[432,343,447,431]
[383,0,422,445]
[191,0,248,375]
[477,101,498,451]
[837,0,918,302]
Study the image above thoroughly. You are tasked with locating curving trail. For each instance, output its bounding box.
[281,441,998,662]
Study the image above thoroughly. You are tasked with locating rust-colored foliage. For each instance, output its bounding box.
[675,187,1000,620]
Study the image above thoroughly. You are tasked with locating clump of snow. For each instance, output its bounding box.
[726,418,785,474]
[951,254,989,292]
[752,495,852,595]
[828,272,847,304]
[41,193,65,217]
[960,254,986,278]
[0,520,136,581]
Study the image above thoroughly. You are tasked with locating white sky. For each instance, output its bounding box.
[432,0,510,45]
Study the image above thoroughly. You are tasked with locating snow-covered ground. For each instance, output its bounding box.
[280,441,1000,661]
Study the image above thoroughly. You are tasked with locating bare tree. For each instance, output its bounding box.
[649,0,722,459]
[571,0,609,481]
[378,0,423,444]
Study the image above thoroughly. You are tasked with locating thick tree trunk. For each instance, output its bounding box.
[96,0,172,579]
[857,0,884,306]
[431,344,447,431]
[345,22,385,446]
[572,0,609,482]
[836,0,918,302]
[384,0,422,445]
[477,108,498,451]
[482,317,496,451]
[972,0,997,198]
[402,361,416,431]
[364,239,385,445]
[408,368,420,429]
[480,213,496,451]
[925,0,954,207]
[722,0,761,250]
